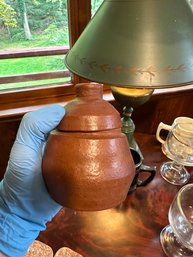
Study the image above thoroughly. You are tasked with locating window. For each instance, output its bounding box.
[187,0,193,9]
[92,0,104,16]
[0,1,109,112]
[0,0,70,90]
[0,0,104,91]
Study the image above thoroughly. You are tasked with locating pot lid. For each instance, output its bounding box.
[58,83,121,131]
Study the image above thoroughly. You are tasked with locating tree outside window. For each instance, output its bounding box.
[0,0,104,90]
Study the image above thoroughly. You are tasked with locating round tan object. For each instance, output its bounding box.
[55,247,83,257]
[25,240,53,257]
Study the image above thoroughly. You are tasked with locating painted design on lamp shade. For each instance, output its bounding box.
[73,53,190,76]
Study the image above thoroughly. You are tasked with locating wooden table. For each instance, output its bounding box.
[38,132,193,257]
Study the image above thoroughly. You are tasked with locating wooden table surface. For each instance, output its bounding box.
[38,132,193,257]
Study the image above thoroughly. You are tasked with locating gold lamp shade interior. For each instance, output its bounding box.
[65,0,193,88]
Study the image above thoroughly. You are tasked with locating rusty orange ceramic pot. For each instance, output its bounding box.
[42,83,135,211]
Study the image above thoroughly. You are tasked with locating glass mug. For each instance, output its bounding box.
[156,117,193,158]
[128,148,156,194]
[160,183,193,257]
[157,121,193,185]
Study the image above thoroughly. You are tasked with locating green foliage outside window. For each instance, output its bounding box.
[0,0,17,28]
[0,0,104,90]
[0,0,103,45]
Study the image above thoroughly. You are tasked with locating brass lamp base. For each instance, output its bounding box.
[121,106,143,159]
[111,86,156,172]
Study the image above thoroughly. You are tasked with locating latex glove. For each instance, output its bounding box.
[0,104,65,257]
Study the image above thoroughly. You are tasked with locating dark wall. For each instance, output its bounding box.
[0,120,20,179]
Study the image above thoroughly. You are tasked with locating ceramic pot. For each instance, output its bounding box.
[42,83,135,211]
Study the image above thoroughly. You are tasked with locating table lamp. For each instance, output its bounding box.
[65,0,193,163]
[110,86,154,160]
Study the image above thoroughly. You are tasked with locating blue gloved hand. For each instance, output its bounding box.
[0,104,65,257]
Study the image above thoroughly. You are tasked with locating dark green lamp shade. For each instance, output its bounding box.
[65,0,193,88]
